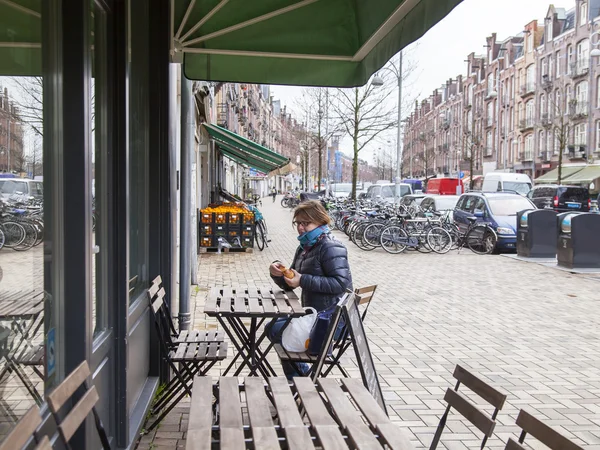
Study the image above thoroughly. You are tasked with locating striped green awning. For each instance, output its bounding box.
[563,165,600,184]
[203,123,288,173]
[535,166,586,184]
[174,0,464,87]
[0,0,42,76]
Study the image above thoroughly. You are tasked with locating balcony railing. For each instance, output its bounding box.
[569,100,589,118]
[519,118,535,130]
[540,113,552,127]
[484,147,493,157]
[486,116,494,128]
[520,83,535,97]
[568,145,587,159]
[569,59,589,78]
[519,151,534,161]
[539,151,552,162]
[541,74,553,90]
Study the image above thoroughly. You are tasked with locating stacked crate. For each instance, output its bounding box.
[198,208,255,249]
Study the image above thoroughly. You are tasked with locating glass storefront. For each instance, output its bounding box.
[0,0,45,441]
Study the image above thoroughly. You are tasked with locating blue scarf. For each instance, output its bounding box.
[298,225,329,248]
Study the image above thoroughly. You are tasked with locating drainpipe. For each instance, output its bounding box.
[168,63,179,323]
[179,76,194,331]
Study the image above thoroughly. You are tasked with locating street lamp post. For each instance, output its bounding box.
[372,51,403,201]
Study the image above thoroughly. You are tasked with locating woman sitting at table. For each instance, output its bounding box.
[268,200,353,378]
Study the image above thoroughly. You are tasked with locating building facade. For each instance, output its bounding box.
[404,1,600,182]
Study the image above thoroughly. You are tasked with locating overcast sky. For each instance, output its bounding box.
[270,0,576,162]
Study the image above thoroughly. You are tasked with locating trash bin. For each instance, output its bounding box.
[557,212,600,269]
[516,209,557,258]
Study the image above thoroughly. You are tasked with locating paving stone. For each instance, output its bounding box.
[136,195,600,449]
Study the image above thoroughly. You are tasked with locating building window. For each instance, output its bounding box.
[567,45,574,74]
[576,39,589,70]
[548,54,554,78]
[547,131,554,155]
[597,76,600,108]
[527,34,533,52]
[580,1,588,26]
[486,130,493,153]
[525,134,534,158]
[487,73,494,95]
[540,94,546,116]
[574,123,587,145]
[541,57,547,77]
[547,19,553,42]
[596,121,600,151]
[555,51,561,78]
[576,81,588,112]
[525,100,535,123]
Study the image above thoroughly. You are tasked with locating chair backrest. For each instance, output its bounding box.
[354,285,377,321]
[309,292,352,381]
[46,361,110,450]
[505,410,583,450]
[0,406,41,450]
[147,275,177,346]
[430,365,507,450]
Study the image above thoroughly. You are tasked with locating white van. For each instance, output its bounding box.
[481,172,532,196]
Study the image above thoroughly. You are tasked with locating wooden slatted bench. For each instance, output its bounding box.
[186,375,415,450]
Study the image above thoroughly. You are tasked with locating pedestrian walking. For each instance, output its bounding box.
[271,186,277,203]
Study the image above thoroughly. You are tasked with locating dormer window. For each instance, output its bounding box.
[547,18,553,41]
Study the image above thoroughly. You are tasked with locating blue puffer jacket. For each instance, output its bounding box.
[272,233,353,311]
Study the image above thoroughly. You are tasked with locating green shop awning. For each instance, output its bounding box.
[563,165,600,184]
[174,0,464,87]
[203,123,289,173]
[0,0,42,76]
[535,166,586,184]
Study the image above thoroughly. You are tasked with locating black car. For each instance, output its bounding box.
[526,185,591,212]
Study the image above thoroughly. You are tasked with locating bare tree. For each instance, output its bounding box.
[6,77,43,136]
[462,129,484,190]
[332,76,397,200]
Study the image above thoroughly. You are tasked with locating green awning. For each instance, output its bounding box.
[174,0,463,87]
[562,165,600,184]
[203,123,289,173]
[0,0,42,76]
[535,166,586,184]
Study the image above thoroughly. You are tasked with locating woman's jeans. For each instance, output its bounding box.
[266,318,309,379]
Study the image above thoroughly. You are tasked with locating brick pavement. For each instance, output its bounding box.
[139,196,600,449]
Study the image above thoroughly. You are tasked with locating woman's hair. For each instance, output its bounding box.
[293,200,331,226]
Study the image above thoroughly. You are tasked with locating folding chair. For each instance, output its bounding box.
[0,405,42,450]
[274,292,351,380]
[429,364,507,450]
[274,286,377,378]
[147,276,228,431]
[46,361,111,450]
[505,409,583,450]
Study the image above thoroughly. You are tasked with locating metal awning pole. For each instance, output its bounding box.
[179,76,194,331]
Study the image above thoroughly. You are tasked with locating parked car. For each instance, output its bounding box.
[402,179,423,193]
[400,194,427,208]
[425,177,464,195]
[0,178,43,202]
[365,183,412,203]
[420,195,461,219]
[329,183,354,198]
[481,172,532,195]
[526,185,591,212]
[454,192,536,252]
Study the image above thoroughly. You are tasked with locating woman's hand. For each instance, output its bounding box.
[284,269,302,288]
[270,263,284,277]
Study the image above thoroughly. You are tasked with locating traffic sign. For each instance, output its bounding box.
[459,171,465,179]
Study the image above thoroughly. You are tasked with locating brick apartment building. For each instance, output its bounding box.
[0,87,25,174]
[404,0,600,181]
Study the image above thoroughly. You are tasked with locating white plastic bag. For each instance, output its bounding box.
[281,308,317,352]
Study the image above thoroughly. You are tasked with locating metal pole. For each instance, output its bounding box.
[169,63,180,323]
[179,76,194,331]
[7,120,10,173]
[395,51,403,202]
[588,42,595,163]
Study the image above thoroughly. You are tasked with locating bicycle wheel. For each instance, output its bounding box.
[426,227,453,254]
[13,221,37,251]
[255,221,266,251]
[466,225,498,255]
[259,219,269,247]
[444,223,461,250]
[379,225,408,254]
[362,222,384,248]
[280,198,289,208]
[2,221,26,248]
[0,228,5,250]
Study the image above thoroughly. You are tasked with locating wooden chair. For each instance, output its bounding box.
[147,276,227,431]
[274,285,377,378]
[46,361,111,450]
[429,365,507,450]
[0,406,41,450]
[505,409,583,450]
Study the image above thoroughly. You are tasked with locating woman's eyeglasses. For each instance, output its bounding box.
[292,221,311,228]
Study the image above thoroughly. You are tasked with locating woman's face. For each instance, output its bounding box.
[295,219,318,235]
